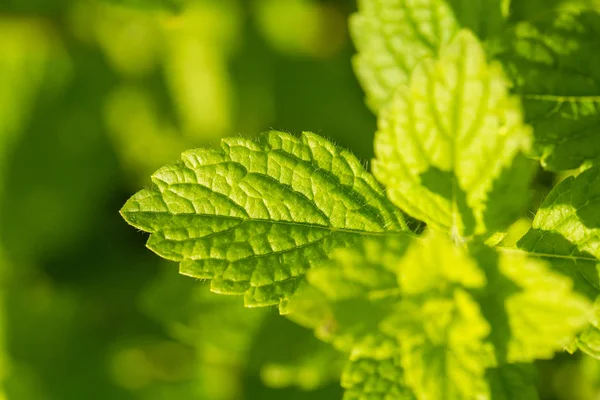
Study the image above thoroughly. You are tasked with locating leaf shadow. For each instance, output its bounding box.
[419,166,476,236]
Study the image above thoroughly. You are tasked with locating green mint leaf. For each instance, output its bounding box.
[386,234,587,397]
[398,231,486,294]
[520,182,600,363]
[284,235,413,360]
[349,0,512,113]
[491,250,591,361]
[495,9,600,171]
[374,30,534,238]
[578,297,600,358]
[577,325,600,359]
[350,0,459,112]
[342,356,415,400]
[473,244,591,364]
[351,0,600,172]
[573,296,600,360]
[120,131,407,308]
[517,166,600,300]
[289,232,589,398]
[384,291,494,399]
[383,233,495,400]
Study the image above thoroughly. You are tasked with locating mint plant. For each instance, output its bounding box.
[121,0,600,398]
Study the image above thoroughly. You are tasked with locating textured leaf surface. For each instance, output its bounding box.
[495,9,600,171]
[374,31,534,238]
[473,244,591,364]
[342,356,415,400]
[578,297,600,358]
[578,324,600,359]
[519,169,600,361]
[350,0,459,111]
[386,234,588,398]
[383,233,494,400]
[495,251,591,361]
[397,231,486,294]
[386,294,493,399]
[349,0,513,113]
[352,0,600,172]
[284,235,413,360]
[518,166,600,300]
[121,131,407,307]
[289,232,589,399]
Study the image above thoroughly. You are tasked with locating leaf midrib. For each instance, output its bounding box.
[498,246,598,262]
[121,210,413,237]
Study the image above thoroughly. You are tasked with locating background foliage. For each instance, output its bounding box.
[2,0,600,399]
